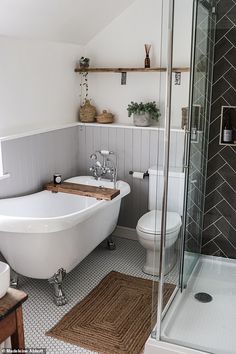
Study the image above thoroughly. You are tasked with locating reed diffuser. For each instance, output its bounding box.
[144,44,151,68]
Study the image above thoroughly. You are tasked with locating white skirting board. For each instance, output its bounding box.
[112,226,138,241]
[144,338,207,354]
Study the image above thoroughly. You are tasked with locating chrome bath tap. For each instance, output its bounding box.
[89,150,117,188]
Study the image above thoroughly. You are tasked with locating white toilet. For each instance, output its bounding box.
[136,166,184,275]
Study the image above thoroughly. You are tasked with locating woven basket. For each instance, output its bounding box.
[96,110,114,124]
[80,100,96,122]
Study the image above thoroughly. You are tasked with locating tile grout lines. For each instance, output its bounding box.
[216,4,236,25]
[202,0,236,259]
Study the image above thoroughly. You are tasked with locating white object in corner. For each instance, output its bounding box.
[0,261,10,299]
[0,173,10,181]
[0,142,10,179]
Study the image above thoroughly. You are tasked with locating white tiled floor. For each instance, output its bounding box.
[19,237,178,354]
[162,255,236,354]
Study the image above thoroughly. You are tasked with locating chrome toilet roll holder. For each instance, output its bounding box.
[129,170,149,178]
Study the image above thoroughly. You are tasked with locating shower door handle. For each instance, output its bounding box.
[183,126,190,171]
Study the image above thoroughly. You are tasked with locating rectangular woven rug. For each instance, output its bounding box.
[46,271,175,354]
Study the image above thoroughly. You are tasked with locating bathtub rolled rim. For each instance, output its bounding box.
[0,177,130,234]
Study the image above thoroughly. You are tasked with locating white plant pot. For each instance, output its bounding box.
[133,113,151,127]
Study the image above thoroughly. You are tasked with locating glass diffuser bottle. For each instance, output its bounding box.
[144,44,151,68]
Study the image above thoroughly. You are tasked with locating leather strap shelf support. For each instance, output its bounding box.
[45,182,120,201]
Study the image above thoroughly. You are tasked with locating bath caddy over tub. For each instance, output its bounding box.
[0,175,130,305]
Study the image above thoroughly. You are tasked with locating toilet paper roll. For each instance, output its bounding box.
[132,172,145,179]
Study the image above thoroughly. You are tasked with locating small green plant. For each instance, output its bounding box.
[127,101,160,121]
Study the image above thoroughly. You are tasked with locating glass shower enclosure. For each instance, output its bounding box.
[151,0,216,352]
[180,0,215,289]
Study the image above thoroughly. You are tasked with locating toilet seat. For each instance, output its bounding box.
[137,210,181,239]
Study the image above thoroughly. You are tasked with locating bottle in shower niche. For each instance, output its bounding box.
[223,113,233,143]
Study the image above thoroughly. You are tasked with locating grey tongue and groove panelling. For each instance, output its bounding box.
[78,125,184,228]
[0,127,80,199]
[0,125,184,230]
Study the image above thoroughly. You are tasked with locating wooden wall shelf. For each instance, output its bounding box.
[74,67,190,73]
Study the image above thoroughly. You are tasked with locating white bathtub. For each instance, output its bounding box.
[0,176,130,279]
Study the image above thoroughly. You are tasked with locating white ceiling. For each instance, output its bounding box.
[0,0,136,45]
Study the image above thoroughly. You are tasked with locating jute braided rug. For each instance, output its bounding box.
[46,271,175,354]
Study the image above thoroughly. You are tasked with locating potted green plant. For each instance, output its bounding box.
[127,101,160,127]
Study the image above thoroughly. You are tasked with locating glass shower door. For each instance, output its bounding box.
[180,0,215,288]
[150,0,216,343]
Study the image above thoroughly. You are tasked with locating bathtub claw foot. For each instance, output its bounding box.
[53,293,67,306]
[48,268,67,306]
[107,236,116,250]
[10,269,19,288]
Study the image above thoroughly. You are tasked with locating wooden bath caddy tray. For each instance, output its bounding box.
[45,182,120,201]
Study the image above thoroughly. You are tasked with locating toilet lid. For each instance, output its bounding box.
[137,210,181,236]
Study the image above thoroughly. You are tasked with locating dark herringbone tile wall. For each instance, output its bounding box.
[202,0,236,258]
[184,1,216,257]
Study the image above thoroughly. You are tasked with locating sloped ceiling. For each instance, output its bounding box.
[0,0,136,44]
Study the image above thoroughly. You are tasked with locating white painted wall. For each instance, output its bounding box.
[0,36,83,137]
[0,0,193,135]
[85,0,193,128]
[0,0,135,45]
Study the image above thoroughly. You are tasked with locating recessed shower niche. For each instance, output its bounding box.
[220,106,236,146]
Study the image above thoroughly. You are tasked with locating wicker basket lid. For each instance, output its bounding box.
[96,110,113,120]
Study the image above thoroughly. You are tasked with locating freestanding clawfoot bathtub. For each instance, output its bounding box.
[0,176,130,305]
